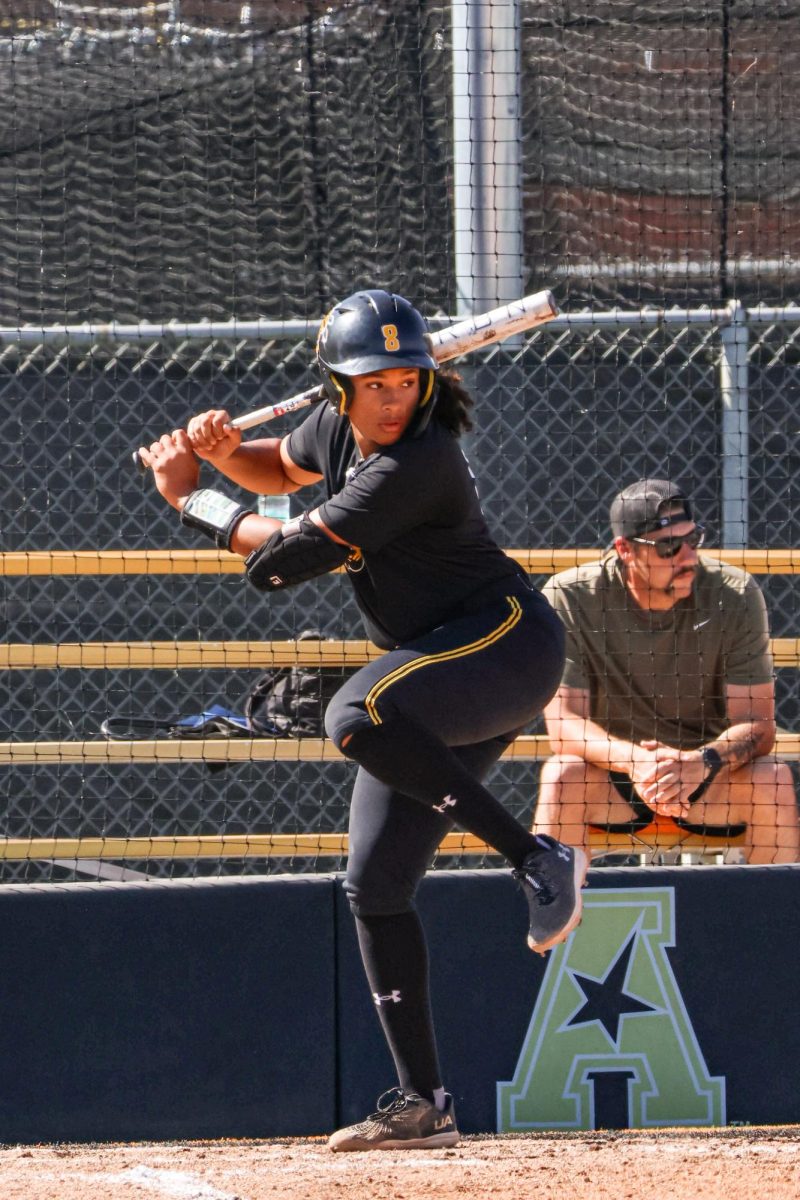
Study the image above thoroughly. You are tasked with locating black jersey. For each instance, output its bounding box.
[286,402,527,649]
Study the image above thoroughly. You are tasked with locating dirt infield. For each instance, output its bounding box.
[0,1127,797,1200]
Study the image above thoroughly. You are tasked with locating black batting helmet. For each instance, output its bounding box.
[316,289,438,417]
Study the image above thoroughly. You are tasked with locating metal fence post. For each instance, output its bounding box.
[451,0,524,315]
[719,299,750,547]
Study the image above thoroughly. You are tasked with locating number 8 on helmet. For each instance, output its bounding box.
[316,289,439,431]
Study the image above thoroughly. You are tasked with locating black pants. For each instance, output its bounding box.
[325,578,565,914]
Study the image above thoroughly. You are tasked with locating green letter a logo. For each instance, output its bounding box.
[497,887,725,1130]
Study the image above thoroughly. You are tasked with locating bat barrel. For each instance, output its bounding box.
[432,289,558,363]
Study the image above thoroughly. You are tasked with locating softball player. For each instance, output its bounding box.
[139,289,587,1151]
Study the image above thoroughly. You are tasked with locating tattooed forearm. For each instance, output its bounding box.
[709,723,774,769]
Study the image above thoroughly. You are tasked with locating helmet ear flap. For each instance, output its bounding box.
[418,369,435,408]
[410,370,438,437]
[322,370,353,416]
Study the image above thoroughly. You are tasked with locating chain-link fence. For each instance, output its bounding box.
[2,308,799,881]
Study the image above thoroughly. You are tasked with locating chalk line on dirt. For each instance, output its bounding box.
[108,1166,240,1200]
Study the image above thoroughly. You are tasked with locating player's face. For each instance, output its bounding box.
[347,368,421,451]
[618,516,701,609]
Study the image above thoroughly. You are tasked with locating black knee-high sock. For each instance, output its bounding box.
[345,716,538,867]
[354,910,443,1101]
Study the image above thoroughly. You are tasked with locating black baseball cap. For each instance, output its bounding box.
[609,479,693,539]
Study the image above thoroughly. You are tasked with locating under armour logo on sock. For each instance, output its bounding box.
[433,794,457,814]
[373,990,402,1006]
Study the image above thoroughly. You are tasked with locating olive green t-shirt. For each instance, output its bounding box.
[542,555,774,749]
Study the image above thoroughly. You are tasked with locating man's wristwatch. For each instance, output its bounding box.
[701,745,724,784]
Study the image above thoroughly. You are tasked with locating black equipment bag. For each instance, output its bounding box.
[100,630,350,742]
[244,630,350,737]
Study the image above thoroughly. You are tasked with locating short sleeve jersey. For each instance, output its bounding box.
[286,401,526,648]
[541,555,774,748]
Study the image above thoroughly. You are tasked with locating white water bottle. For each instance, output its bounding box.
[257,494,292,521]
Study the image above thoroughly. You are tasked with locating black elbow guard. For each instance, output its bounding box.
[245,512,353,591]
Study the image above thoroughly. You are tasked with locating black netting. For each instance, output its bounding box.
[521,0,800,309]
[0,1,454,323]
[0,2,797,322]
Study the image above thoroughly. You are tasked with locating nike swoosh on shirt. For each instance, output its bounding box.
[693,619,711,631]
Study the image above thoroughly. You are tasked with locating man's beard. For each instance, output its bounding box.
[664,567,696,595]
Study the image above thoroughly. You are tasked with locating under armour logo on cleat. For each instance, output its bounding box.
[556,846,571,862]
[373,990,402,1006]
[433,794,457,814]
[434,1115,454,1130]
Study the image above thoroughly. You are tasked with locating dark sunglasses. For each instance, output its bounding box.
[630,525,705,559]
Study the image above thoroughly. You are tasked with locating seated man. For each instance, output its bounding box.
[535,478,799,863]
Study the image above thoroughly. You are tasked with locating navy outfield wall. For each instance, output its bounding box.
[0,866,797,1142]
[0,875,337,1143]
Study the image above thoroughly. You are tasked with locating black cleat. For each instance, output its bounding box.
[328,1088,459,1152]
[513,835,588,955]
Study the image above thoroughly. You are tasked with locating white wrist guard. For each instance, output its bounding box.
[180,488,252,550]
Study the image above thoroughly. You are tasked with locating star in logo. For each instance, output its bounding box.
[566,932,658,1045]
